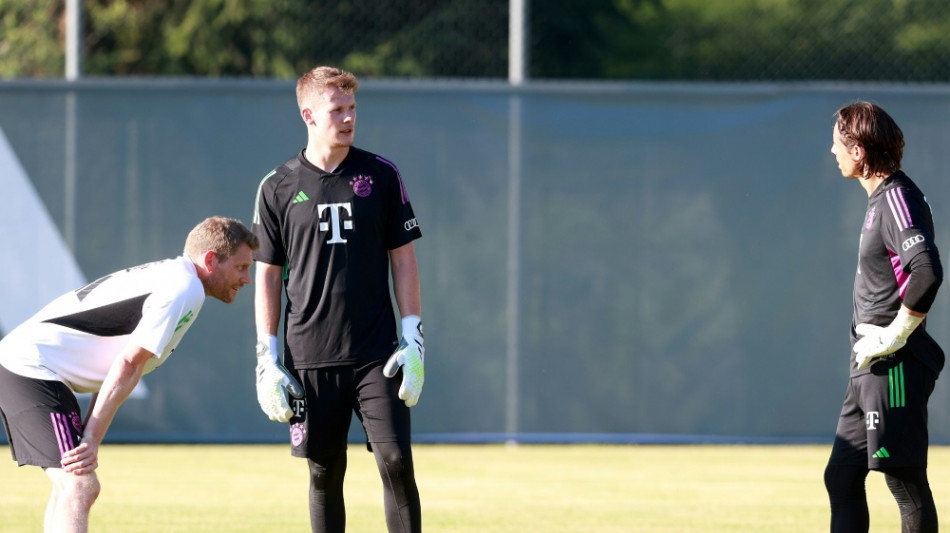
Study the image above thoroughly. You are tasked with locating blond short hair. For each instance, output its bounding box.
[184,216,259,261]
[296,66,360,110]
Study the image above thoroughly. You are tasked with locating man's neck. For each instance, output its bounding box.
[860,173,890,197]
[304,142,350,173]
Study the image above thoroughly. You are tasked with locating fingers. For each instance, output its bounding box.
[63,460,99,475]
[265,394,294,422]
[277,372,303,398]
[61,442,99,474]
[383,352,401,378]
[398,375,423,407]
[60,441,88,465]
[266,405,291,422]
[398,384,418,408]
[283,373,305,399]
[855,351,880,370]
[853,337,874,354]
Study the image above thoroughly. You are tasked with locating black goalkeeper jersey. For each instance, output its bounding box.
[252,147,422,369]
[851,171,943,376]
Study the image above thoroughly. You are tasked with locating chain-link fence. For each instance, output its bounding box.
[315,0,950,82]
[10,0,950,81]
[293,0,510,78]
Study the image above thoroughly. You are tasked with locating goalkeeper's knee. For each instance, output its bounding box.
[308,451,347,492]
[824,464,871,533]
[882,467,937,533]
[824,464,868,502]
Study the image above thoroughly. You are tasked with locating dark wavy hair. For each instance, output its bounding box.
[834,101,904,178]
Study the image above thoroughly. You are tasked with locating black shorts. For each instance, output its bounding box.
[828,353,937,469]
[287,358,411,459]
[0,363,83,469]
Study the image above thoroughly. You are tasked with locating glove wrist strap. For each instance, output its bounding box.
[893,308,924,341]
[256,334,280,364]
[401,315,423,341]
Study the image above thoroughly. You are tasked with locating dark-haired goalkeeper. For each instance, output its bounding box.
[825,101,943,533]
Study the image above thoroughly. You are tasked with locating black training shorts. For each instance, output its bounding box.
[0,363,83,469]
[287,358,411,459]
[828,352,936,469]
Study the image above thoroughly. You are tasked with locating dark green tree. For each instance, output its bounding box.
[83,0,310,77]
[4,0,950,81]
[0,1,65,77]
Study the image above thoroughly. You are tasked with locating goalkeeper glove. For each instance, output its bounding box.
[383,315,425,407]
[255,335,304,422]
[853,308,924,370]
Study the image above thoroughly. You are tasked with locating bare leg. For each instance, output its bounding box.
[45,468,100,533]
[44,483,58,533]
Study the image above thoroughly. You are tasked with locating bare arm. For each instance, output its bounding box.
[389,242,421,319]
[61,344,154,474]
[82,393,98,429]
[255,262,284,337]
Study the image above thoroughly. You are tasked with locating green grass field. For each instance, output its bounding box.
[1,443,948,532]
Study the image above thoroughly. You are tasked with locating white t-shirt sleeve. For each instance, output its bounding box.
[129,282,203,362]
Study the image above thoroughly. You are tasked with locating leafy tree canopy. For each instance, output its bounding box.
[3,0,950,81]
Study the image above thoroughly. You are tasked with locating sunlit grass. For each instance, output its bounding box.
[2,443,948,532]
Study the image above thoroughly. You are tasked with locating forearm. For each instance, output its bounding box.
[83,348,151,445]
[903,251,943,314]
[255,262,284,337]
[390,243,421,318]
[82,393,99,429]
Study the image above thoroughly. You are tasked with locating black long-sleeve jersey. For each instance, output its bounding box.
[851,171,944,376]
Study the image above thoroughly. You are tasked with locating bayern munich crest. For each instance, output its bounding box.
[350,175,373,197]
[70,411,82,433]
[290,423,307,447]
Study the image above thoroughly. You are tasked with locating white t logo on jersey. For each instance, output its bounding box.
[318,203,353,243]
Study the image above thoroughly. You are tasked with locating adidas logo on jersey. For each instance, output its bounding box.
[292,191,310,204]
[872,447,890,459]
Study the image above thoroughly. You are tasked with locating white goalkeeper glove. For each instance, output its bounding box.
[255,335,304,422]
[383,315,425,407]
[853,308,924,370]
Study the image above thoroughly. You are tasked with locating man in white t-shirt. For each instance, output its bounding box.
[0,216,258,533]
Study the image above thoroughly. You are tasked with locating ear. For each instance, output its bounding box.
[850,144,865,162]
[301,108,314,126]
[201,250,217,273]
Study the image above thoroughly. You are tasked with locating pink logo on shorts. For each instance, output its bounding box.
[290,423,306,447]
[70,412,82,433]
[350,175,373,197]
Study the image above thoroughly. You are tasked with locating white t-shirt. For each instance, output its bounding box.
[0,256,205,393]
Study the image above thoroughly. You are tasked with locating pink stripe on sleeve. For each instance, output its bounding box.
[895,188,913,226]
[376,155,410,205]
[886,189,912,230]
